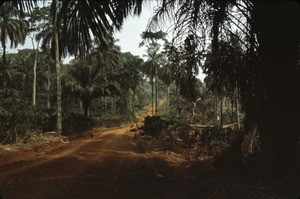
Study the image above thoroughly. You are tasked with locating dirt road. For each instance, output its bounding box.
[2,102,298,198]
[0,105,195,199]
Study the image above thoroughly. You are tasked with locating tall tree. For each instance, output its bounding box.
[27,6,51,106]
[249,1,300,167]
[0,2,27,65]
[51,0,62,134]
[141,31,167,115]
[116,52,144,113]
[65,60,120,117]
[0,1,27,95]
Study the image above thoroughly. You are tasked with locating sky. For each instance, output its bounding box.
[5,2,206,82]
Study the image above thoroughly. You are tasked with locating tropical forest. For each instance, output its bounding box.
[0,1,299,198]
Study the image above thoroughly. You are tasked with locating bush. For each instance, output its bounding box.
[0,97,56,144]
[62,111,96,135]
[166,124,199,147]
[199,125,236,148]
[94,113,136,128]
[140,116,171,137]
[0,98,56,143]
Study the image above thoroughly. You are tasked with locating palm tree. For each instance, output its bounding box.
[158,64,173,110]
[39,49,55,109]
[17,53,34,97]
[249,1,300,167]
[0,60,14,93]
[141,31,167,115]
[116,52,144,113]
[27,6,52,106]
[203,32,245,127]
[0,1,27,95]
[65,60,120,117]
[144,56,160,116]
[0,2,27,65]
[90,39,121,74]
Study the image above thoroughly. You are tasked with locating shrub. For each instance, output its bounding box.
[62,111,96,135]
[94,113,136,128]
[199,125,236,148]
[140,116,170,137]
[0,96,58,144]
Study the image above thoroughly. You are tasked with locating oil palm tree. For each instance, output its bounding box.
[65,61,120,117]
[141,31,167,115]
[0,60,14,93]
[0,2,27,95]
[41,50,55,109]
[143,52,161,116]
[116,52,144,113]
[90,39,121,74]
[0,2,27,65]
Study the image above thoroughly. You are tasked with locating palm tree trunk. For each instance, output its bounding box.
[1,31,7,65]
[155,75,158,114]
[215,94,219,123]
[131,89,135,113]
[83,99,90,117]
[176,86,179,117]
[220,97,223,126]
[151,78,154,116]
[33,52,37,106]
[1,35,7,94]
[167,85,170,113]
[46,66,51,109]
[252,1,300,168]
[231,98,234,124]
[52,0,62,135]
[235,95,240,130]
[104,97,107,116]
[31,38,39,106]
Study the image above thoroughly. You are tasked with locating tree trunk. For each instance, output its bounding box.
[175,86,179,117]
[155,75,158,115]
[215,95,219,123]
[231,99,234,124]
[31,38,39,106]
[52,0,62,135]
[46,66,51,109]
[131,89,135,113]
[235,95,240,130]
[1,34,7,94]
[1,30,7,65]
[151,78,154,116]
[104,97,107,116]
[83,99,90,117]
[220,97,223,126]
[252,1,300,168]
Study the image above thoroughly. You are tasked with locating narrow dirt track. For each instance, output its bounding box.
[0,104,194,199]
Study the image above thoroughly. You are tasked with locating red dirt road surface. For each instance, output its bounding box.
[0,126,194,199]
[0,104,196,199]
